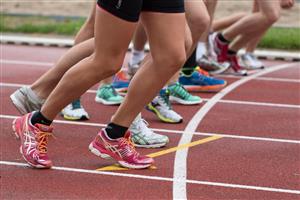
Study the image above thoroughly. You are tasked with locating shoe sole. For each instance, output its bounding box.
[12,118,20,140]
[95,96,122,105]
[183,83,227,93]
[134,143,167,148]
[169,96,203,105]
[61,113,89,121]
[88,143,112,160]
[146,105,183,124]
[89,143,152,169]
[19,146,51,169]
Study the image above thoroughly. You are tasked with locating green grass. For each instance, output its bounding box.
[0,14,299,50]
[258,27,300,50]
[0,15,84,35]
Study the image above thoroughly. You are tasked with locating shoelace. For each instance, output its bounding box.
[104,85,118,97]
[119,136,139,157]
[71,99,82,109]
[136,119,154,136]
[158,95,172,110]
[36,131,53,154]
[172,83,191,99]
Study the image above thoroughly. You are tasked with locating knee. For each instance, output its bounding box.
[262,9,281,25]
[154,48,186,72]
[188,12,210,40]
[90,54,123,78]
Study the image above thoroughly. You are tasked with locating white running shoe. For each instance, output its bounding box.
[129,113,169,148]
[240,53,264,70]
[61,99,89,120]
[146,89,183,123]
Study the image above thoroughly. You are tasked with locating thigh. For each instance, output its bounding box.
[141,12,186,61]
[94,2,138,61]
[257,0,281,15]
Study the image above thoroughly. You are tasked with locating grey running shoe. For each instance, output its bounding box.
[240,53,265,70]
[197,55,230,75]
[127,62,141,78]
[129,113,169,148]
[10,86,44,114]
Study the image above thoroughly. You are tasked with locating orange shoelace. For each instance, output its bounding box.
[36,131,53,154]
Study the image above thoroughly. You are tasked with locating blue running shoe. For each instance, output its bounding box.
[112,70,130,94]
[179,67,227,92]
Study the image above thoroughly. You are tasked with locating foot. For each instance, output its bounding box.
[179,67,227,92]
[61,99,89,120]
[168,82,202,105]
[129,114,169,148]
[197,55,230,75]
[146,89,183,124]
[12,112,53,168]
[95,84,124,105]
[89,129,154,169]
[240,53,264,70]
[10,86,44,114]
[225,55,248,76]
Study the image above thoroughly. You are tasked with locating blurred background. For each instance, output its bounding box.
[1,0,300,50]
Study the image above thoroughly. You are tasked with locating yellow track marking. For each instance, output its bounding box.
[97,135,222,171]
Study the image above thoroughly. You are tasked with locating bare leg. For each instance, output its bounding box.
[41,8,136,120]
[111,12,186,127]
[212,12,247,32]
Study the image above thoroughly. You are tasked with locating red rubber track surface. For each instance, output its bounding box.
[1,44,299,199]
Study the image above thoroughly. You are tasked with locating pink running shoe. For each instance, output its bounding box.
[89,129,154,169]
[213,33,229,63]
[227,55,248,76]
[12,112,53,169]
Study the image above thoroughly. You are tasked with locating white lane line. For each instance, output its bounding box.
[1,59,300,83]
[0,59,53,67]
[1,82,300,109]
[1,161,300,195]
[173,63,298,200]
[1,114,299,144]
[216,74,300,83]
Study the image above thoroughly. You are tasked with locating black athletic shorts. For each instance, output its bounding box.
[97,0,185,22]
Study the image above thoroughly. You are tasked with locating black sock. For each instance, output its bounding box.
[105,123,128,139]
[182,48,197,76]
[227,49,237,56]
[217,33,230,44]
[30,111,52,126]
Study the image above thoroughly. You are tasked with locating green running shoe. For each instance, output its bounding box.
[168,82,202,105]
[95,84,124,105]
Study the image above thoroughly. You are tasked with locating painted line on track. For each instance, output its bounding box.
[97,136,223,171]
[216,74,300,83]
[1,82,300,109]
[1,161,300,195]
[173,63,299,199]
[1,59,300,84]
[1,114,299,144]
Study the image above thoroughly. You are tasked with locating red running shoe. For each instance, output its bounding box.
[213,33,229,63]
[89,129,154,169]
[227,54,248,76]
[12,112,53,168]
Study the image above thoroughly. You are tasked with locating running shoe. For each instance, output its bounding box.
[146,89,183,123]
[88,129,154,169]
[225,55,248,76]
[10,86,44,114]
[197,55,230,75]
[61,99,89,120]
[129,114,169,148]
[95,84,124,105]
[179,67,227,92]
[12,112,53,168]
[212,32,229,63]
[127,61,141,78]
[240,53,264,70]
[112,70,130,94]
[168,82,202,105]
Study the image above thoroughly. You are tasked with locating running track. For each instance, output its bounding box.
[1,44,300,199]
